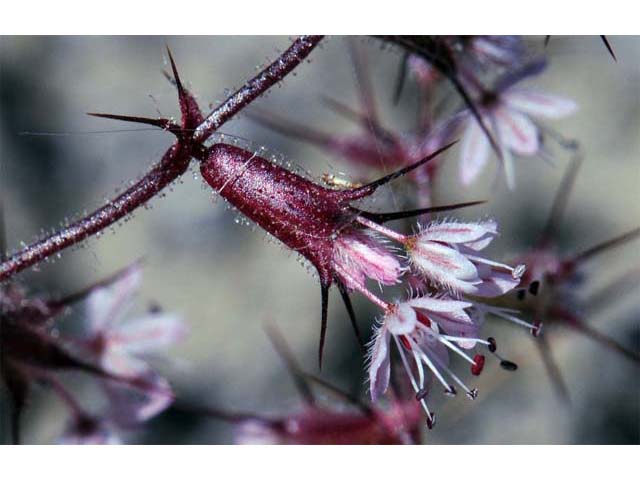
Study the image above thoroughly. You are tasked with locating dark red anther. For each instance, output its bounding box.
[399,335,412,351]
[500,360,518,371]
[426,413,436,430]
[416,312,432,328]
[487,337,497,353]
[471,354,485,376]
[528,280,540,296]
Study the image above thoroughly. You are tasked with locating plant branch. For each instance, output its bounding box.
[193,35,324,143]
[0,36,323,282]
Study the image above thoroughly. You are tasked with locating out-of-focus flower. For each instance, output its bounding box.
[74,264,187,423]
[459,60,578,188]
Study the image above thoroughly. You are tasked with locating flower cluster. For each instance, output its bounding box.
[330,213,530,427]
[0,264,186,444]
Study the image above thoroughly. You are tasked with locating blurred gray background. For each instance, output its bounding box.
[0,36,638,444]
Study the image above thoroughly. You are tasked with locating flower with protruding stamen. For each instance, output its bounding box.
[369,298,491,428]
[332,229,404,292]
[405,220,525,296]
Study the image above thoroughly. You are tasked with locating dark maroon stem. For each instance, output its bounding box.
[193,35,324,143]
[0,36,323,282]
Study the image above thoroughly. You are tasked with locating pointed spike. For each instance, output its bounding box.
[88,113,178,132]
[358,200,486,223]
[539,154,582,246]
[246,110,333,148]
[264,324,316,406]
[171,403,281,427]
[304,373,374,416]
[449,74,502,161]
[336,281,365,354]
[569,228,640,264]
[347,38,380,129]
[584,268,640,315]
[600,36,617,61]
[164,46,204,127]
[557,310,640,363]
[321,95,396,146]
[11,407,21,445]
[344,140,458,200]
[544,35,551,48]
[318,282,330,370]
[165,45,184,93]
[535,332,571,404]
[0,195,7,263]
[392,51,410,105]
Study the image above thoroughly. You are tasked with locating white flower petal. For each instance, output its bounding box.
[460,116,491,185]
[504,89,578,119]
[368,326,392,402]
[494,106,539,156]
[418,221,497,246]
[411,242,479,284]
[111,313,186,355]
[87,265,142,333]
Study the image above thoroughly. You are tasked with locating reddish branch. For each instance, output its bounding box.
[0,35,323,282]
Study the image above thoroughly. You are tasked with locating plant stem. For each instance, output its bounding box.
[193,35,324,143]
[0,36,323,282]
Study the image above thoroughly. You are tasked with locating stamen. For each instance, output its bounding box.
[426,413,436,430]
[500,359,519,371]
[487,337,497,353]
[528,280,540,296]
[430,349,478,400]
[464,254,525,279]
[416,347,450,391]
[531,321,543,337]
[471,354,485,376]
[489,307,537,330]
[415,387,429,401]
[444,385,457,397]
[435,333,477,365]
[441,335,491,346]
[394,337,434,422]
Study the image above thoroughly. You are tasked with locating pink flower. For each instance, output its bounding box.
[405,220,525,296]
[368,298,489,427]
[76,264,186,423]
[459,60,578,188]
[332,229,403,291]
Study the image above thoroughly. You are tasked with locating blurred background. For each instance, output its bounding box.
[0,36,638,444]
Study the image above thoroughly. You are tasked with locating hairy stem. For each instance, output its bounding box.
[0,36,323,282]
[193,35,324,143]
